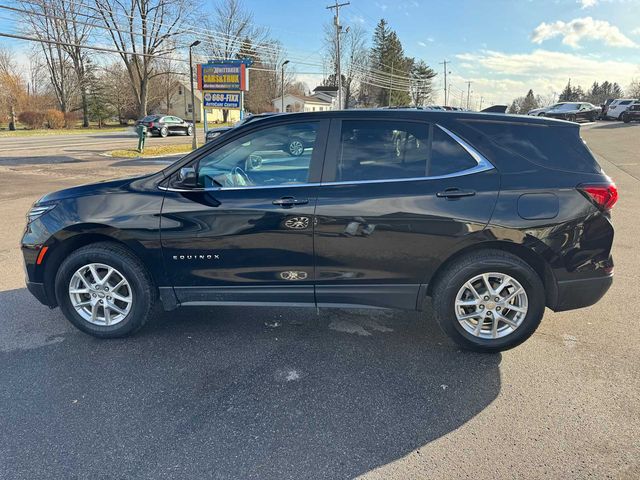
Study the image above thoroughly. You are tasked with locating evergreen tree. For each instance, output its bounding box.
[521,89,539,113]
[410,59,437,106]
[369,19,412,106]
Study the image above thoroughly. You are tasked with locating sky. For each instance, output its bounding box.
[1,0,639,107]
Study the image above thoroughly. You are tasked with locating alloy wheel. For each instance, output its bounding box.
[68,263,133,326]
[288,140,304,156]
[454,272,528,339]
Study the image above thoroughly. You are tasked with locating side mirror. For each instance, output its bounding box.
[174,166,197,188]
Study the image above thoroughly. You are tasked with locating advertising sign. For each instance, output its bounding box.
[203,91,241,109]
[197,61,248,91]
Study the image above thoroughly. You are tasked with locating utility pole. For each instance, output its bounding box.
[439,60,450,106]
[189,40,201,150]
[327,0,349,110]
[466,81,472,110]
[479,96,484,110]
[281,60,290,112]
[388,59,394,107]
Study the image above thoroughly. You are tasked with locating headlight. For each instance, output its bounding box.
[27,203,57,223]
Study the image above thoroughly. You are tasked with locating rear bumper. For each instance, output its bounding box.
[26,281,56,308]
[550,274,613,312]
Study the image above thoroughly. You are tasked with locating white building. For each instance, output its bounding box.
[271,93,333,113]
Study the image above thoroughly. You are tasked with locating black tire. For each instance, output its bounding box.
[186,125,193,136]
[568,114,577,122]
[160,126,169,137]
[618,113,625,121]
[54,242,156,338]
[431,249,545,353]
[623,114,630,123]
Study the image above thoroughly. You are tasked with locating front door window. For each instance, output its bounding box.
[195,122,320,189]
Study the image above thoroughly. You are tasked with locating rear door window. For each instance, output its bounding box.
[336,120,429,182]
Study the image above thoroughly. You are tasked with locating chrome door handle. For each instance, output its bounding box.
[272,197,309,207]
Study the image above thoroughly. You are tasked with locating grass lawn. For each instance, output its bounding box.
[108,144,194,158]
[0,125,132,137]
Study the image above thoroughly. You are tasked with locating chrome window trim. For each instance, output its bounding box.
[159,122,494,193]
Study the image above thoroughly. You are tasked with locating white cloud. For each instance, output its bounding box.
[452,49,640,104]
[580,0,599,8]
[632,27,640,35]
[532,17,637,48]
[417,41,427,47]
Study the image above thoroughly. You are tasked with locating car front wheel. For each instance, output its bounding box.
[431,249,545,352]
[55,242,155,338]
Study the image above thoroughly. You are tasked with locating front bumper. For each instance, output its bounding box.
[26,281,56,307]
[550,274,613,312]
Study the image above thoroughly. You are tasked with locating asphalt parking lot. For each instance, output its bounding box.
[0,121,638,479]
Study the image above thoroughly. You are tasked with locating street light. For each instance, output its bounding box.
[281,60,289,113]
[189,40,201,149]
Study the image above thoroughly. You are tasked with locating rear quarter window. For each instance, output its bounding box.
[462,120,601,174]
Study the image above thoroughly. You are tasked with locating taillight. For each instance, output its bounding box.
[578,183,618,210]
[149,122,154,128]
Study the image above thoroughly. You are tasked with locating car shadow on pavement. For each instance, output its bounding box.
[0,288,501,479]
[589,122,640,130]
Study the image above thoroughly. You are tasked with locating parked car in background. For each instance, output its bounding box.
[543,102,599,122]
[205,113,278,142]
[22,109,616,352]
[527,102,566,116]
[621,102,640,123]
[136,115,193,137]
[605,99,638,120]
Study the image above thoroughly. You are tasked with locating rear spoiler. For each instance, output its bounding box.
[481,105,508,113]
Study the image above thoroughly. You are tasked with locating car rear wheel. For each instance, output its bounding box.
[431,249,545,352]
[287,138,305,156]
[160,126,169,137]
[623,114,630,123]
[186,125,193,135]
[55,242,155,338]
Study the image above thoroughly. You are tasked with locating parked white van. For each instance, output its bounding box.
[605,99,638,120]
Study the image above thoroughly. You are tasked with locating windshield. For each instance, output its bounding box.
[550,103,580,112]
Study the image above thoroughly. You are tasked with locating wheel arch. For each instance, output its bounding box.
[42,229,157,308]
[425,241,557,307]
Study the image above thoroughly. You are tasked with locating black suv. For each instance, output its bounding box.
[22,110,616,352]
[622,103,640,123]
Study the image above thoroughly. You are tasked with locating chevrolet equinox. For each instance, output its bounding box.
[22,110,617,352]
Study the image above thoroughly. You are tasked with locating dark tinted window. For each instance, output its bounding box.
[196,122,318,188]
[463,121,600,174]
[430,127,477,176]
[337,120,429,181]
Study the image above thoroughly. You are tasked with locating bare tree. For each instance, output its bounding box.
[0,48,28,130]
[323,23,368,108]
[205,0,268,120]
[95,0,189,117]
[101,63,137,124]
[19,0,77,115]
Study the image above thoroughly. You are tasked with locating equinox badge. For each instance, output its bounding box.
[172,254,220,260]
